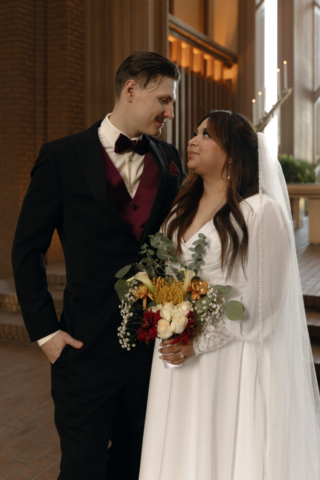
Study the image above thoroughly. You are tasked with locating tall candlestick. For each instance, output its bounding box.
[283,61,288,91]
[258,91,262,122]
[252,99,256,126]
[277,68,281,99]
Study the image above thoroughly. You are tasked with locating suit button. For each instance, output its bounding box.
[139,222,146,229]
[132,204,138,210]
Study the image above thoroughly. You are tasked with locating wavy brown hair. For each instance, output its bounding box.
[163,110,259,277]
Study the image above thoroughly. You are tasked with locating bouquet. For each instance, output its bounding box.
[114,232,244,351]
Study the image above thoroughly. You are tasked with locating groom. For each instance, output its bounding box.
[12,51,184,480]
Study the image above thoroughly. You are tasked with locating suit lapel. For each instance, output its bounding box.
[140,138,171,244]
[74,121,129,236]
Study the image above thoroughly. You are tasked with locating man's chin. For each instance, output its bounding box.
[145,126,163,137]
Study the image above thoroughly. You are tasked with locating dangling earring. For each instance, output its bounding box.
[227,164,231,181]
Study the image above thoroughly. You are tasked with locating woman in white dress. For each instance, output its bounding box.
[138,111,320,480]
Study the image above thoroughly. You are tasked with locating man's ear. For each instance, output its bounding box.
[123,79,137,103]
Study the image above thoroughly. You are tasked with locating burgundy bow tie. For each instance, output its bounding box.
[114,133,150,156]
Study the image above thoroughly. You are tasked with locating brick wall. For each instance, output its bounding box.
[0,0,86,277]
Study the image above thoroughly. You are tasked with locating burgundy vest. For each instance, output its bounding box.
[101,144,161,243]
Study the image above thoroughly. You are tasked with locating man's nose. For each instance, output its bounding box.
[164,103,174,120]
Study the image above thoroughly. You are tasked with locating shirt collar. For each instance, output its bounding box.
[99,113,142,151]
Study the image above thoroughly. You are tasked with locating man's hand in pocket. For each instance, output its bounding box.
[41,331,83,364]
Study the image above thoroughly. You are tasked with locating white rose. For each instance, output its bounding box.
[157,319,173,339]
[170,312,188,334]
[177,300,193,315]
[162,302,176,322]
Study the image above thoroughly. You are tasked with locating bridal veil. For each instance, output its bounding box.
[225,132,320,479]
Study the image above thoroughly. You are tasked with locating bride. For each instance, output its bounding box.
[138,110,320,480]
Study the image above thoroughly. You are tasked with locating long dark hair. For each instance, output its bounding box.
[163,110,259,277]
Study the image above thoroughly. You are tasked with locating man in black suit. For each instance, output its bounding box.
[12,51,185,480]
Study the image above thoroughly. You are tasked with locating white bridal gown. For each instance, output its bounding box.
[138,193,320,480]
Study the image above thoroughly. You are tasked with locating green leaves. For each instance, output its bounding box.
[212,285,232,295]
[149,232,175,261]
[225,301,245,320]
[186,233,208,273]
[115,264,132,279]
[114,279,130,301]
[195,297,211,313]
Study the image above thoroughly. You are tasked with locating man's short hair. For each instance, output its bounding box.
[115,51,181,99]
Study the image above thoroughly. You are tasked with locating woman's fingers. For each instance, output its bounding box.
[160,352,185,363]
[159,343,182,355]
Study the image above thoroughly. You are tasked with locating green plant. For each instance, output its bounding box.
[279,154,315,184]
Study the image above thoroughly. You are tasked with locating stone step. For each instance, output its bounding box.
[307,310,320,343]
[0,278,63,315]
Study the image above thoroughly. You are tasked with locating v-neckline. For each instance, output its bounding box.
[182,219,213,246]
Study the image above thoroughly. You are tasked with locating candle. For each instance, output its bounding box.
[252,99,256,126]
[277,68,281,99]
[258,91,262,122]
[283,61,288,91]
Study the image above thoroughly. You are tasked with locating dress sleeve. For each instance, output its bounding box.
[224,199,292,343]
[193,199,292,354]
[193,317,235,355]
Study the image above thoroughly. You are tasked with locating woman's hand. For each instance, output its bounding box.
[159,338,195,365]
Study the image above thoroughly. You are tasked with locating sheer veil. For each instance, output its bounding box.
[257,132,320,479]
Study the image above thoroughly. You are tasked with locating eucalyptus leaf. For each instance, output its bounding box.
[169,255,178,263]
[169,267,179,274]
[195,245,203,254]
[115,264,132,279]
[213,284,232,295]
[147,249,155,255]
[195,297,210,313]
[156,249,168,260]
[225,301,245,320]
[176,272,185,282]
[149,232,173,251]
[192,239,207,247]
[114,279,130,301]
[198,233,206,239]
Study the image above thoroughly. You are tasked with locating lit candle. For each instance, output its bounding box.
[277,68,281,99]
[258,91,262,122]
[252,99,256,126]
[283,61,288,91]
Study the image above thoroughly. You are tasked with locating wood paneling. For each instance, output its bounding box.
[168,34,235,165]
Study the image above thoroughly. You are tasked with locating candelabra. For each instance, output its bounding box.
[255,88,293,132]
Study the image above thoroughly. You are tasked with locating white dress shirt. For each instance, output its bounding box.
[38,114,147,347]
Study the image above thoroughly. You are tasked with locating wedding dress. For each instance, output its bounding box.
[138,134,320,480]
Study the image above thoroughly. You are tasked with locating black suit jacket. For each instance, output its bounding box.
[12,120,185,355]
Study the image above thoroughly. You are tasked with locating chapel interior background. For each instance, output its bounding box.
[0,1,320,477]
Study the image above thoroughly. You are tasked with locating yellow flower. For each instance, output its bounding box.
[153,277,185,306]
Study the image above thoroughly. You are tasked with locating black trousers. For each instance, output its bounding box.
[51,341,153,480]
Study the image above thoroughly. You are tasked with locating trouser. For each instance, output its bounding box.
[51,342,153,480]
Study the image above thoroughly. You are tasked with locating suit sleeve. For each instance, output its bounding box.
[12,145,63,342]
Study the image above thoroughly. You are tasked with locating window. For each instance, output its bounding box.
[255,0,278,156]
